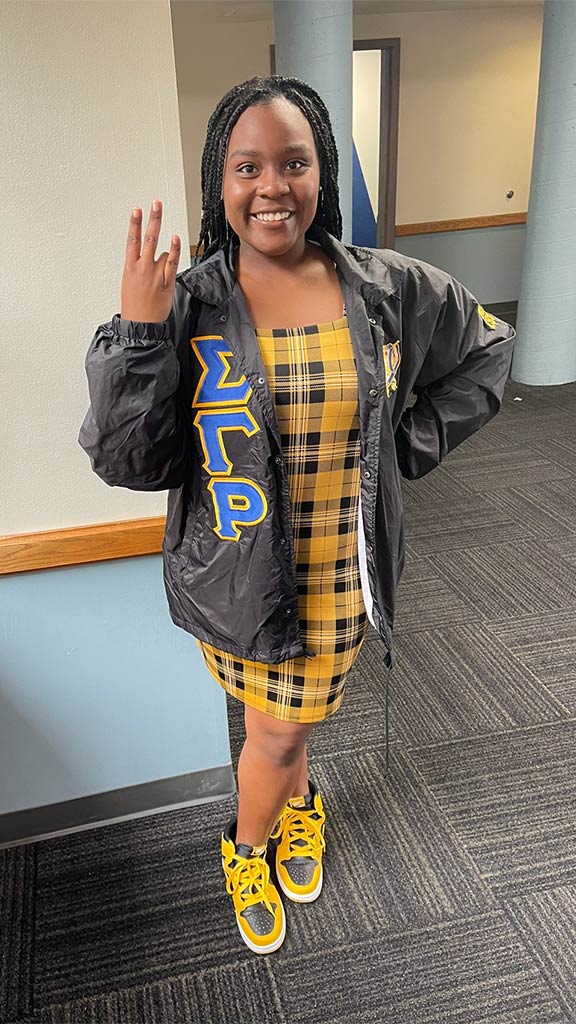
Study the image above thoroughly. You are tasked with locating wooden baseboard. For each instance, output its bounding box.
[395,212,526,237]
[0,516,166,576]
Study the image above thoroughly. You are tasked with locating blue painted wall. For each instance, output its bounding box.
[352,140,377,247]
[0,555,231,815]
[395,223,526,304]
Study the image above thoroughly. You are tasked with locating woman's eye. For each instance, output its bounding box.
[236,160,307,174]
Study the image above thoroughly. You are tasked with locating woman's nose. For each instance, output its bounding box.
[257,172,290,198]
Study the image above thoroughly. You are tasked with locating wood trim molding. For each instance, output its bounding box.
[395,212,527,236]
[0,516,165,576]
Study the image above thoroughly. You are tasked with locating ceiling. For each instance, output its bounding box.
[172,0,541,23]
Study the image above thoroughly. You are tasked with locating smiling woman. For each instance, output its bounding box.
[223,105,318,259]
[195,77,342,261]
[221,100,345,327]
[79,73,516,957]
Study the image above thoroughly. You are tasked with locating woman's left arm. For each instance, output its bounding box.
[394,262,517,480]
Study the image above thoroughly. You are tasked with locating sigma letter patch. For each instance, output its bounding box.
[382,340,401,398]
[190,335,268,542]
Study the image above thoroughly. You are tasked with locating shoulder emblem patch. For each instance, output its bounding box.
[477,305,497,330]
[382,341,401,398]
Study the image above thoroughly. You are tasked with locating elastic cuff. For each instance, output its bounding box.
[112,313,170,341]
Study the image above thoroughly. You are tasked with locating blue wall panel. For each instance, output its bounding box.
[0,555,231,814]
[352,140,377,247]
[394,223,526,305]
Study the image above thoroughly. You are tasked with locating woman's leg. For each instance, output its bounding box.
[236,705,315,847]
[291,745,309,799]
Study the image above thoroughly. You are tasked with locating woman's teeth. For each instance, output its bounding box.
[253,211,293,222]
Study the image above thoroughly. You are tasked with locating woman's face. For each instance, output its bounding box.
[222,97,321,260]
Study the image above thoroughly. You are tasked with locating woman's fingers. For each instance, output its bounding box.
[125,200,162,264]
[121,200,180,322]
[141,199,162,258]
[125,207,142,265]
[163,234,181,287]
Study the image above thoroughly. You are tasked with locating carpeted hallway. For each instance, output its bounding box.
[2,376,576,1024]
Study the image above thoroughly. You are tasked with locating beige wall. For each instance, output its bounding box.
[1,1,188,534]
[355,5,543,224]
[171,6,274,246]
[172,3,543,234]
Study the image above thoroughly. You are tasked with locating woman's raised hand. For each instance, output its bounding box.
[121,200,181,323]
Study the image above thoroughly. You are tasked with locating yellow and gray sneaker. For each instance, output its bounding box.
[269,779,326,903]
[221,819,286,954]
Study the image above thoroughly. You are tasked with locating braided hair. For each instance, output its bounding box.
[195,75,342,262]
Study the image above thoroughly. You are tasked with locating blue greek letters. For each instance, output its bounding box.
[192,336,251,406]
[190,336,268,542]
[193,407,260,475]
[208,478,267,541]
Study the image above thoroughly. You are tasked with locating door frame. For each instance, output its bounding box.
[354,38,400,250]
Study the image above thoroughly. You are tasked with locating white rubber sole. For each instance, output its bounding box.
[275,860,323,903]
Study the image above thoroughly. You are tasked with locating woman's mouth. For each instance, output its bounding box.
[250,211,294,225]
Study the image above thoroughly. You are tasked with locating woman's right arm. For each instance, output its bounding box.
[78,201,195,491]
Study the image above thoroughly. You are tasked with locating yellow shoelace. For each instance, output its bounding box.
[284,808,326,857]
[225,854,275,916]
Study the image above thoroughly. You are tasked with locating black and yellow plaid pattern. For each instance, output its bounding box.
[198,314,368,722]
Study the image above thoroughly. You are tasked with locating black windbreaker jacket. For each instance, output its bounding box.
[79,226,516,672]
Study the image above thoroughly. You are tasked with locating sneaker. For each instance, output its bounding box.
[269,779,326,903]
[221,818,286,954]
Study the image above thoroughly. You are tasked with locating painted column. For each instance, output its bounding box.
[512,0,576,384]
[273,0,353,244]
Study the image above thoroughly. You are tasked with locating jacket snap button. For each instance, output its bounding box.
[364,470,372,479]
[285,608,292,615]
[369,317,377,325]
[219,314,227,322]
[280,538,286,545]
[369,388,378,397]
[275,456,282,465]
[258,376,265,384]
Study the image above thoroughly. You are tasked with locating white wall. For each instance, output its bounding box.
[1,1,189,535]
[353,48,382,215]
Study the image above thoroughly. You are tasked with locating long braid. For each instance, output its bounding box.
[194,76,342,262]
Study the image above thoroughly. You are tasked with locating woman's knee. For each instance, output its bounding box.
[244,705,314,767]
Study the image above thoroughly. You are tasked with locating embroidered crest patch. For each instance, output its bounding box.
[382,341,401,398]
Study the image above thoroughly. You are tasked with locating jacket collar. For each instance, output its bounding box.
[180,226,398,309]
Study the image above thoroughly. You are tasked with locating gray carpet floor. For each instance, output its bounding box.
[2,376,576,1023]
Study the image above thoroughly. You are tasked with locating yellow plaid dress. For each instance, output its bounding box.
[197,313,368,723]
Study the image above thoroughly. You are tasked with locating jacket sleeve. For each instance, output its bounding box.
[78,277,195,491]
[394,261,516,480]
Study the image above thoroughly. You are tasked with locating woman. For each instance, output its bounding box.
[79,76,516,956]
